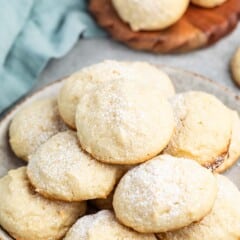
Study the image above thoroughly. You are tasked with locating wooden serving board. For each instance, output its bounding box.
[89,0,240,53]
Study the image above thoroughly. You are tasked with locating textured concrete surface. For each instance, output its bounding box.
[38,26,240,94]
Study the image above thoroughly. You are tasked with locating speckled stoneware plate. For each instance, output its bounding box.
[0,66,239,240]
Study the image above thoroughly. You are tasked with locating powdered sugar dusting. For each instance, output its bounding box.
[117,157,184,221]
[64,210,156,240]
[114,155,216,232]
[76,76,174,164]
[157,175,240,239]
[77,79,151,160]
[10,98,67,160]
[27,131,120,201]
[68,211,114,239]
[170,94,187,123]
[66,213,94,239]
[28,131,83,194]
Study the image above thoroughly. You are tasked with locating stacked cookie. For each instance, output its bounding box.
[1,60,240,240]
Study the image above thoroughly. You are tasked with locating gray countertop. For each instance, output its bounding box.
[38,26,240,94]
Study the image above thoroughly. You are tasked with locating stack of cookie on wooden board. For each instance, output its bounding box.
[1,60,240,240]
[89,0,240,53]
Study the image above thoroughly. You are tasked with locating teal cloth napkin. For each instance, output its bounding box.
[0,0,105,113]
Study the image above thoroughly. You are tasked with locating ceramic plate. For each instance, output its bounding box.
[0,66,239,240]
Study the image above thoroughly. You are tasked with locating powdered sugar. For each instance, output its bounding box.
[113,155,217,232]
[76,77,174,164]
[9,98,67,160]
[169,93,187,124]
[66,213,94,239]
[64,210,156,240]
[27,130,121,201]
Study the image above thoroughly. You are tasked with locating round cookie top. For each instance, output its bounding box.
[157,175,240,240]
[217,111,240,173]
[58,60,175,128]
[191,0,227,8]
[64,210,157,240]
[0,167,86,240]
[113,154,217,233]
[112,0,189,31]
[76,79,175,165]
[164,91,232,170]
[27,131,123,201]
[9,98,67,161]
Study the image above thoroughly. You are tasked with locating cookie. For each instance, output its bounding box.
[0,167,86,240]
[27,131,123,201]
[76,79,174,165]
[164,91,232,171]
[216,111,240,173]
[157,175,240,240]
[191,0,227,7]
[113,154,217,233]
[58,60,175,128]
[231,47,240,87]
[9,98,67,161]
[63,210,157,240]
[112,0,189,31]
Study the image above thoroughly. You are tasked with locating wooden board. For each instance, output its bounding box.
[89,0,240,53]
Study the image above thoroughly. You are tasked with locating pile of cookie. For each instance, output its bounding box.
[1,60,240,240]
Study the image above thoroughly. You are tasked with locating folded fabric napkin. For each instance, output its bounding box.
[0,0,105,113]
